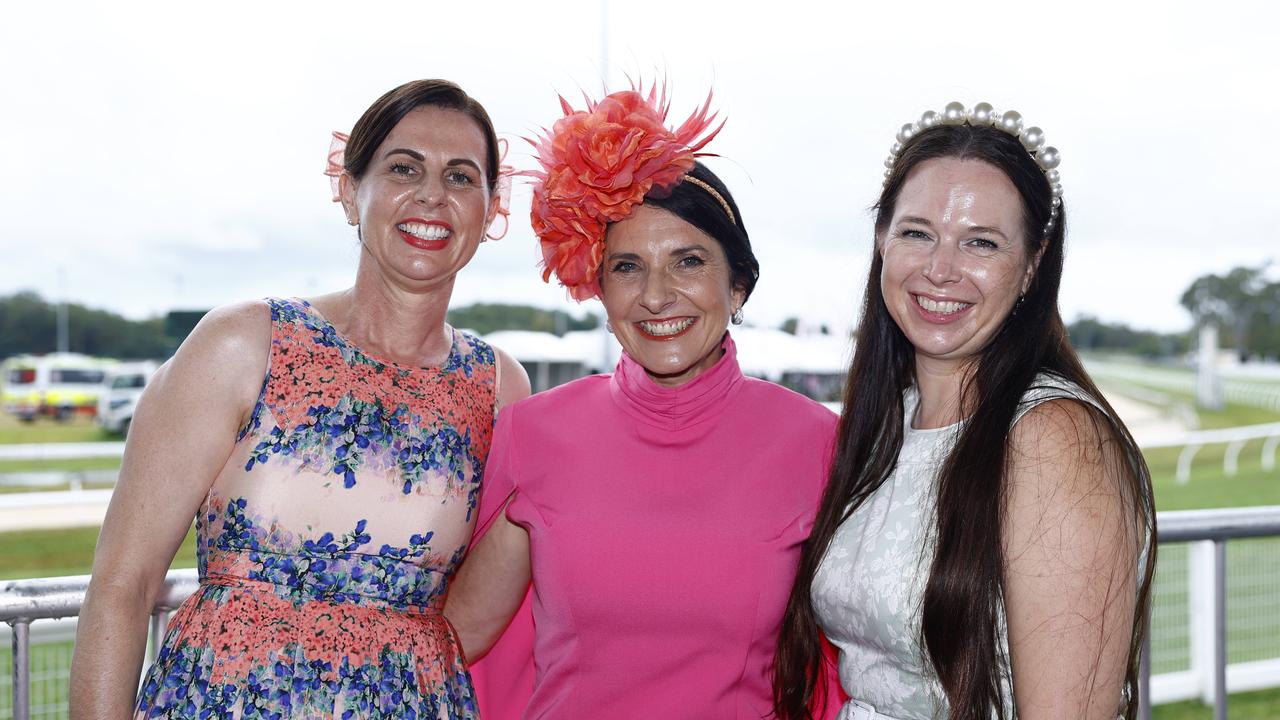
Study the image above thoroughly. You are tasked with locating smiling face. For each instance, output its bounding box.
[602,204,745,387]
[339,106,498,289]
[880,157,1039,372]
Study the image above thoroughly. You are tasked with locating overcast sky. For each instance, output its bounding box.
[2,0,1276,334]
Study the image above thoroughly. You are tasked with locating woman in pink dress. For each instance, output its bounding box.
[445,86,841,719]
[69,79,529,718]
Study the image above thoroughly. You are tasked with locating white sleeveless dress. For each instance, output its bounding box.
[811,373,1108,720]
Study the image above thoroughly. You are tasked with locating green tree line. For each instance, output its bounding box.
[0,291,171,360]
[0,293,600,360]
[1066,317,1189,358]
[446,303,599,336]
[1180,263,1280,360]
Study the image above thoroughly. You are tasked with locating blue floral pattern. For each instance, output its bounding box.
[135,298,496,718]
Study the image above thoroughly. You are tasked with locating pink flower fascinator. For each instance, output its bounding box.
[526,81,724,300]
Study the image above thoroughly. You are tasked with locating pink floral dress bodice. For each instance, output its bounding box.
[135,297,496,718]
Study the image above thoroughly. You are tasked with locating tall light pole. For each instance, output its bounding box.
[56,266,69,354]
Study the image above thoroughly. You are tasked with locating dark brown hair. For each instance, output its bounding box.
[644,161,760,303]
[773,123,1155,719]
[343,79,500,192]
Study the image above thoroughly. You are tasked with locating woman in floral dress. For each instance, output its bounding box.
[70,79,529,718]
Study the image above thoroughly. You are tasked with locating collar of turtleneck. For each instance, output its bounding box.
[609,332,745,432]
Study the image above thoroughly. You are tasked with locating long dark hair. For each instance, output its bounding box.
[773,123,1155,719]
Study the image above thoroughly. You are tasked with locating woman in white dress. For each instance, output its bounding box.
[774,103,1155,720]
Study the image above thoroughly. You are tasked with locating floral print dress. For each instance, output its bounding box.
[135,297,496,719]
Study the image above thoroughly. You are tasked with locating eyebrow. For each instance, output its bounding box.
[383,148,484,175]
[669,244,710,256]
[898,216,1008,239]
[606,245,711,261]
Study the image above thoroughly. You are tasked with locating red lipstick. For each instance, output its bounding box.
[397,218,452,251]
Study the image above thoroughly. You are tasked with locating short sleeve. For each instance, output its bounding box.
[474,402,519,541]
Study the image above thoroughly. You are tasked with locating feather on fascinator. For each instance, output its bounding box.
[527,82,724,300]
[324,132,515,241]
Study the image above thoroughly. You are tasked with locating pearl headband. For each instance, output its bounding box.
[883,101,1063,236]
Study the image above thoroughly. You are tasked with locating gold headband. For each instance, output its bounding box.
[682,176,736,225]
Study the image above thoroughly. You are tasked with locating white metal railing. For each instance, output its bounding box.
[1,509,1277,719]
[1139,506,1280,720]
[1135,421,1280,483]
[1,571,198,719]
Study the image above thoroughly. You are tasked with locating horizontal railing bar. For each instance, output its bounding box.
[1,507,1275,622]
[1157,506,1280,543]
[1137,421,1280,449]
[0,569,198,623]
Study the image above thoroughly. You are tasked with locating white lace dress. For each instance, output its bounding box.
[811,374,1105,720]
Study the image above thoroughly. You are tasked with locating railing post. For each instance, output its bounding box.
[1263,434,1279,472]
[10,618,31,720]
[149,609,169,663]
[1223,439,1246,477]
[1212,539,1227,720]
[1176,444,1201,485]
[1188,540,1216,703]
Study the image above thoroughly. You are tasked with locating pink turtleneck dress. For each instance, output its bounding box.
[470,335,840,719]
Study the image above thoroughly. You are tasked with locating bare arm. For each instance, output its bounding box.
[69,301,270,719]
[446,504,532,661]
[443,346,529,660]
[494,346,531,412]
[1004,398,1144,720]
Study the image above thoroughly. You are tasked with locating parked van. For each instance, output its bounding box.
[0,353,116,421]
[96,360,160,434]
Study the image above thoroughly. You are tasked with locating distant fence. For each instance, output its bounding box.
[0,444,121,495]
[1087,360,1280,414]
[0,444,123,462]
[1137,421,1280,483]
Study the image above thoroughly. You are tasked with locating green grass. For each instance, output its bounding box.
[1147,441,1280,511]
[0,413,118,444]
[1195,402,1280,429]
[1152,686,1280,719]
[0,457,121,473]
[0,525,197,580]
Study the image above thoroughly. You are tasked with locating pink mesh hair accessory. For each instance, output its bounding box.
[323,131,350,202]
[526,81,724,300]
[324,131,514,241]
